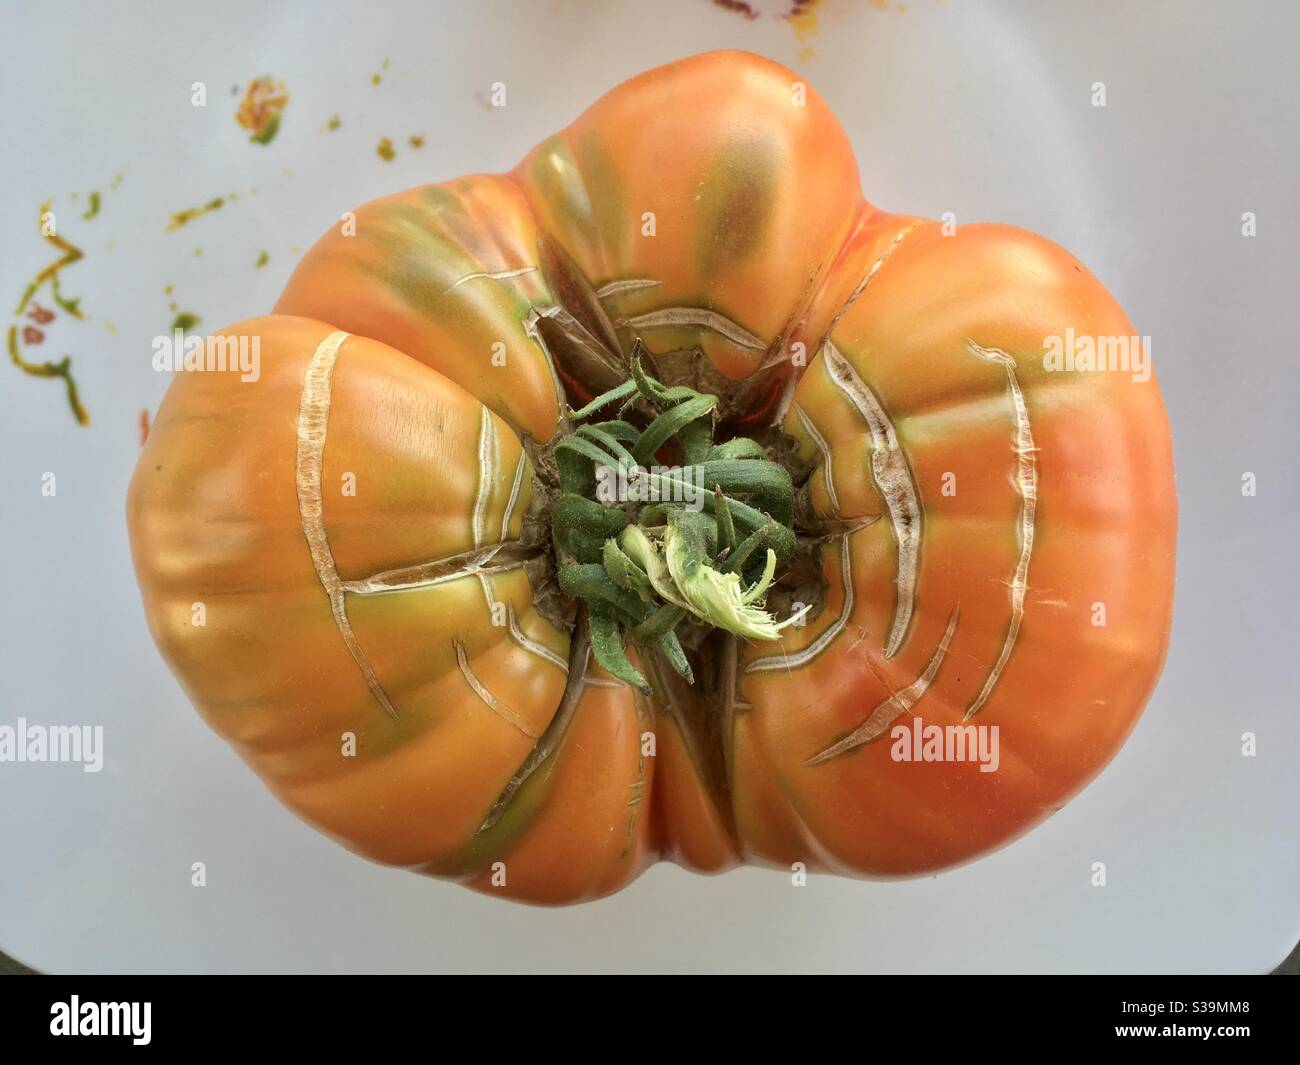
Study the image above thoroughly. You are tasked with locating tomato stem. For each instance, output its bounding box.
[550,341,800,692]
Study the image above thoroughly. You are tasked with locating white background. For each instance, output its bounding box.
[1,0,1296,973]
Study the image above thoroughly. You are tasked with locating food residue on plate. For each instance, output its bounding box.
[165,286,202,332]
[9,196,95,425]
[709,0,837,60]
[8,323,88,426]
[236,76,289,144]
[166,196,227,232]
[376,136,396,161]
[17,200,85,318]
[712,0,759,18]
[787,0,825,56]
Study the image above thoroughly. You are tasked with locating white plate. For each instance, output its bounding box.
[1,0,1296,973]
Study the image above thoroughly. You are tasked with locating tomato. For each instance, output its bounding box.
[128,51,1176,904]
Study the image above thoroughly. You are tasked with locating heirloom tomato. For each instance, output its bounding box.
[128,51,1176,904]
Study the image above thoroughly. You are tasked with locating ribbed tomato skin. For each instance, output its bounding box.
[129,51,1175,904]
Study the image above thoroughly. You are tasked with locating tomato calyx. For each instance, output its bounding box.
[548,342,802,693]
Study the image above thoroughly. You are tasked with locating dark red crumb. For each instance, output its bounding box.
[713,0,760,19]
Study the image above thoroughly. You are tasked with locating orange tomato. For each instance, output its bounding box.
[128,51,1175,904]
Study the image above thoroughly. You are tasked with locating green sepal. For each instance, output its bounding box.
[577,423,637,471]
[588,601,650,693]
[654,628,695,683]
[552,494,626,563]
[631,603,687,644]
[707,437,770,461]
[603,538,654,601]
[632,394,717,466]
[567,378,638,421]
[714,485,737,555]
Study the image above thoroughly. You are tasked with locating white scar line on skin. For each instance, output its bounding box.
[805,605,960,765]
[596,278,660,299]
[476,445,528,629]
[295,331,400,723]
[454,640,539,738]
[444,266,537,293]
[822,220,925,342]
[794,403,840,515]
[506,604,620,687]
[471,407,504,616]
[964,339,1038,719]
[500,452,527,541]
[297,342,556,716]
[346,546,593,683]
[507,604,567,670]
[472,407,498,550]
[745,532,855,675]
[475,448,529,639]
[339,543,526,595]
[770,222,920,431]
[522,306,573,425]
[617,308,766,351]
[823,341,920,659]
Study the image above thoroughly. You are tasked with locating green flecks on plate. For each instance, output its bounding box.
[250,112,280,145]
